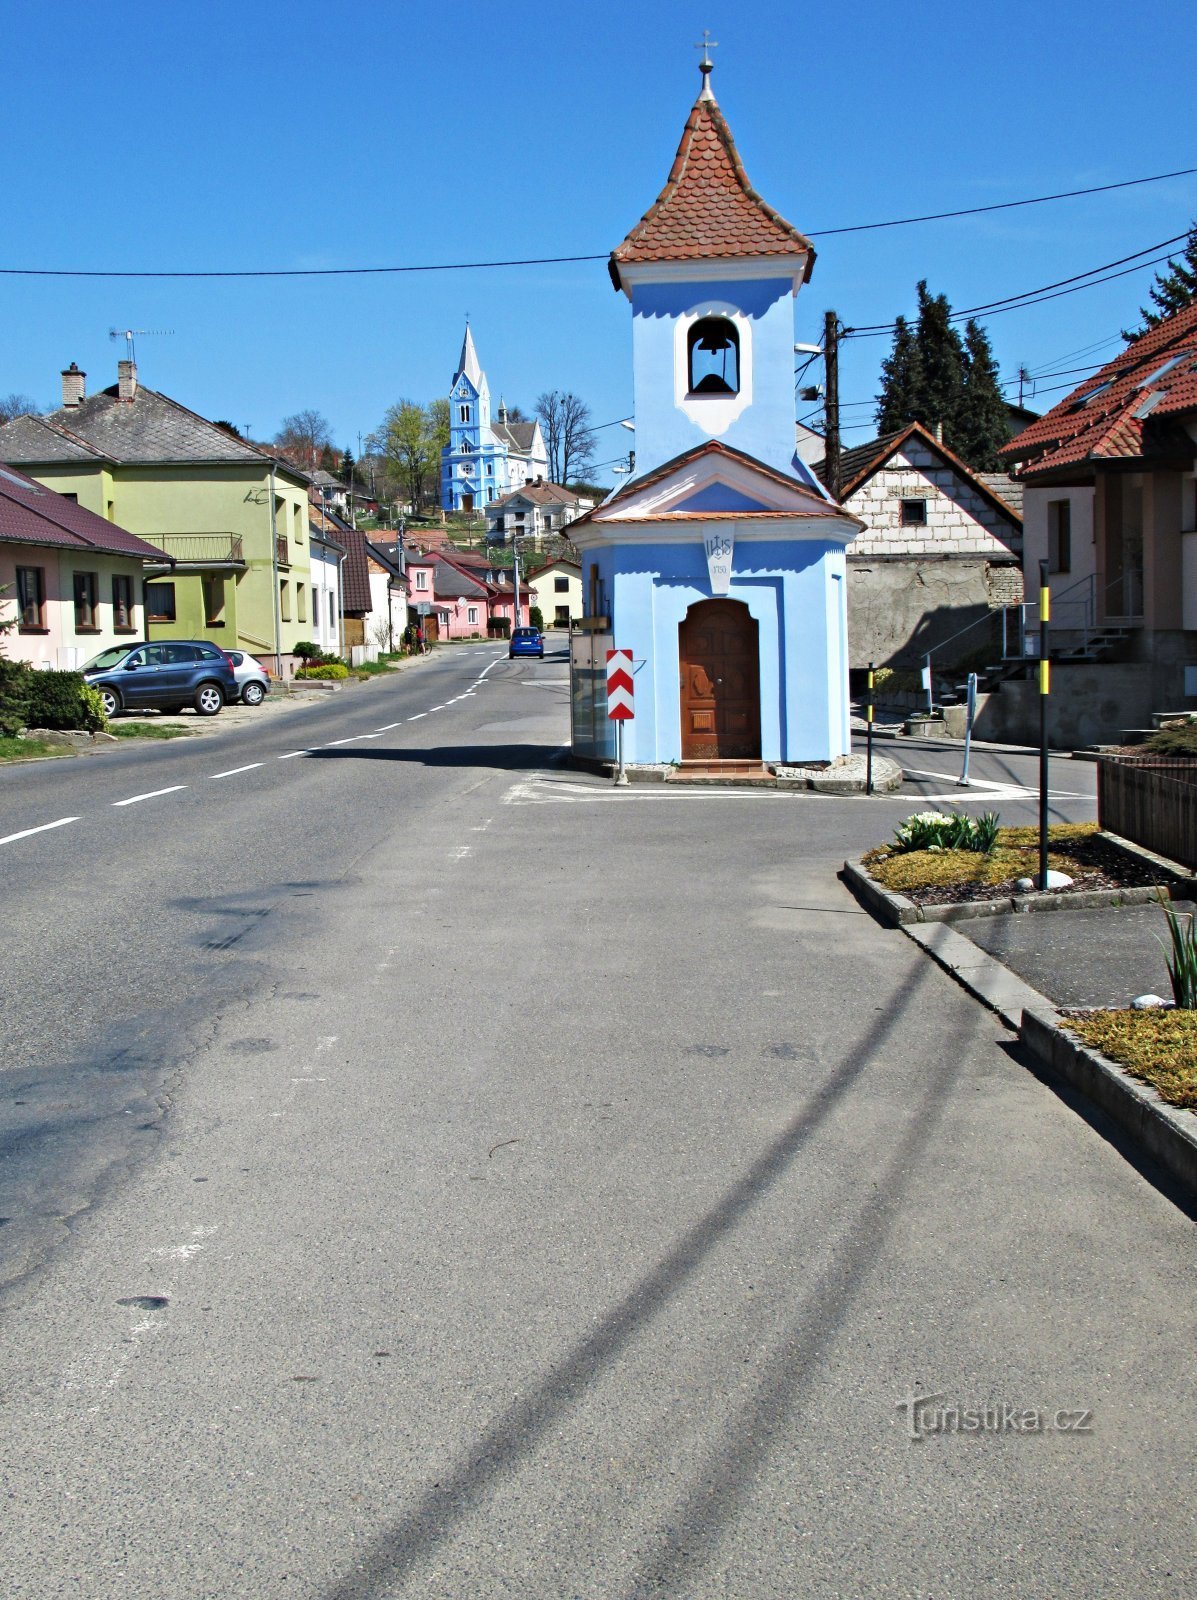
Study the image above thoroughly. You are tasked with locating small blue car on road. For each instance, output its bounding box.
[508,626,545,659]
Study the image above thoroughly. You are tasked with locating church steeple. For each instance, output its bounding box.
[455,320,483,388]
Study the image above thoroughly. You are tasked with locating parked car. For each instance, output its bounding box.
[82,641,237,717]
[226,650,270,706]
[509,626,545,659]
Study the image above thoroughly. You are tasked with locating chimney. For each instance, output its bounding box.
[118,359,138,402]
[61,362,86,408]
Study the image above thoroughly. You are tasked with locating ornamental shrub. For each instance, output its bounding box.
[891,809,1000,855]
[0,659,32,737]
[292,640,323,660]
[295,661,350,680]
[528,606,544,632]
[1145,722,1197,756]
[23,669,108,732]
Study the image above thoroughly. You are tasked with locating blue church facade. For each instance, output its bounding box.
[569,60,860,769]
[441,325,548,512]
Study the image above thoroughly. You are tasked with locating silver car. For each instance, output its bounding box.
[226,650,271,706]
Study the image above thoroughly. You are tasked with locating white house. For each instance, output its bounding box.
[485,482,592,547]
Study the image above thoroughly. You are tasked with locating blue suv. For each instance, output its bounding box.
[82,641,237,717]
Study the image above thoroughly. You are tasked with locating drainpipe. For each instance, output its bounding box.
[269,464,283,677]
[337,548,348,659]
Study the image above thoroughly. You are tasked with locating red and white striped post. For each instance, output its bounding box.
[606,649,634,785]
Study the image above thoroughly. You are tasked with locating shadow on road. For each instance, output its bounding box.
[305,741,564,774]
[319,953,954,1599]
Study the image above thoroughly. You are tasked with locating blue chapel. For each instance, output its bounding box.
[568,58,862,769]
[441,324,548,512]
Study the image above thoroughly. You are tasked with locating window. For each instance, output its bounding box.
[73,571,99,630]
[297,582,307,622]
[280,579,291,622]
[687,317,740,395]
[416,570,429,591]
[146,582,176,621]
[203,575,226,626]
[163,643,199,664]
[60,492,78,504]
[467,606,479,624]
[555,604,570,626]
[16,566,45,630]
[293,503,303,544]
[1048,500,1072,574]
[900,499,927,526]
[112,573,134,630]
[459,404,471,423]
[554,576,569,593]
[312,588,320,629]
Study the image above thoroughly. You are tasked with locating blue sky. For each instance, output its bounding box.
[4,0,1196,472]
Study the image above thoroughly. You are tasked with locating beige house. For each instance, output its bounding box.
[525,558,582,628]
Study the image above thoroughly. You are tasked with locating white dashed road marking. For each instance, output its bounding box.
[408,713,427,721]
[278,749,315,759]
[0,816,79,848]
[209,763,263,780]
[112,786,188,807]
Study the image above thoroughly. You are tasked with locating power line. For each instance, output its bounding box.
[807,166,1197,238]
[1,169,1193,278]
[843,236,1186,339]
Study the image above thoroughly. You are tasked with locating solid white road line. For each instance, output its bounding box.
[0,816,79,848]
[208,763,263,780]
[113,785,188,807]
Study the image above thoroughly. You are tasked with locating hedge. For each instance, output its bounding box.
[0,659,31,738]
[23,669,107,732]
[295,661,350,680]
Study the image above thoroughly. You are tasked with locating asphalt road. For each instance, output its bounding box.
[2,651,1193,1599]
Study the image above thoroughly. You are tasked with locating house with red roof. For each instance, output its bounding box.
[567,57,860,769]
[404,548,528,641]
[1003,301,1197,735]
[0,461,169,668]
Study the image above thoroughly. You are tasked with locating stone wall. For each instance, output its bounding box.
[845,442,1021,560]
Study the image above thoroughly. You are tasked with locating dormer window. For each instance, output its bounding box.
[688,318,740,396]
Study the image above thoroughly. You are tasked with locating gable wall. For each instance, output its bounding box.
[845,442,1020,560]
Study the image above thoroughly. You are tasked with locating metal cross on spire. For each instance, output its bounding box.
[694,30,718,96]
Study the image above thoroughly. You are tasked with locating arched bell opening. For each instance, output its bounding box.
[687,317,740,396]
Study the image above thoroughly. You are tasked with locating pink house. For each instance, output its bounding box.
[406,549,529,640]
[0,462,168,668]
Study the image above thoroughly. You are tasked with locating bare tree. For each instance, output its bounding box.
[0,394,41,424]
[274,409,333,469]
[535,390,596,486]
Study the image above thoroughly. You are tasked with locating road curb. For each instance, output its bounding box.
[1021,1008,1197,1199]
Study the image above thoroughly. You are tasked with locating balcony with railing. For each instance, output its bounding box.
[146,533,245,570]
[275,534,289,568]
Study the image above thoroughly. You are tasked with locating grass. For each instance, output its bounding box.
[352,658,402,678]
[1066,1010,1197,1111]
[864,822,1100,893]
[110,720,193,739]
[0,734,72,762]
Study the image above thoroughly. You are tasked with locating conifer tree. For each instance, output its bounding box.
[1125,220,1197,339]
[875,283,1008,468]
[955,320,1011,470]
[875,315,921,434]
[914,280,966,446]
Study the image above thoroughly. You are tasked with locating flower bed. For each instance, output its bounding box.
[1063,1010,1197,1111]
[863,822,1163,906]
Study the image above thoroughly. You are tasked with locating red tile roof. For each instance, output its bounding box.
[609,82,814,291]
[0,462,167,559]
[1002,300,1197,478]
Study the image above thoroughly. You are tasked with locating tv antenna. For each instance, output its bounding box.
[108,327,173,363]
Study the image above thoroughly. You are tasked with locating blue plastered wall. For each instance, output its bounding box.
[596,535,851,765]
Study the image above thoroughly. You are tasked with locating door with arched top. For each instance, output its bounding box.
[678,600,761,760]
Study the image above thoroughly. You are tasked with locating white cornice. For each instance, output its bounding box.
[571,516,858,550]
[617,255,810,299]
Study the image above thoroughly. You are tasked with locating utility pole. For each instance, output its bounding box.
[823,310,841,499]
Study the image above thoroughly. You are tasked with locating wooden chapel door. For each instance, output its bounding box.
[678,600,761,760]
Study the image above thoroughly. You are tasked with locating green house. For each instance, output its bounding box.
[0,360,314,670]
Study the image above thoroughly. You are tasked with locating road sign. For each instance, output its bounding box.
[606,649,634,720]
